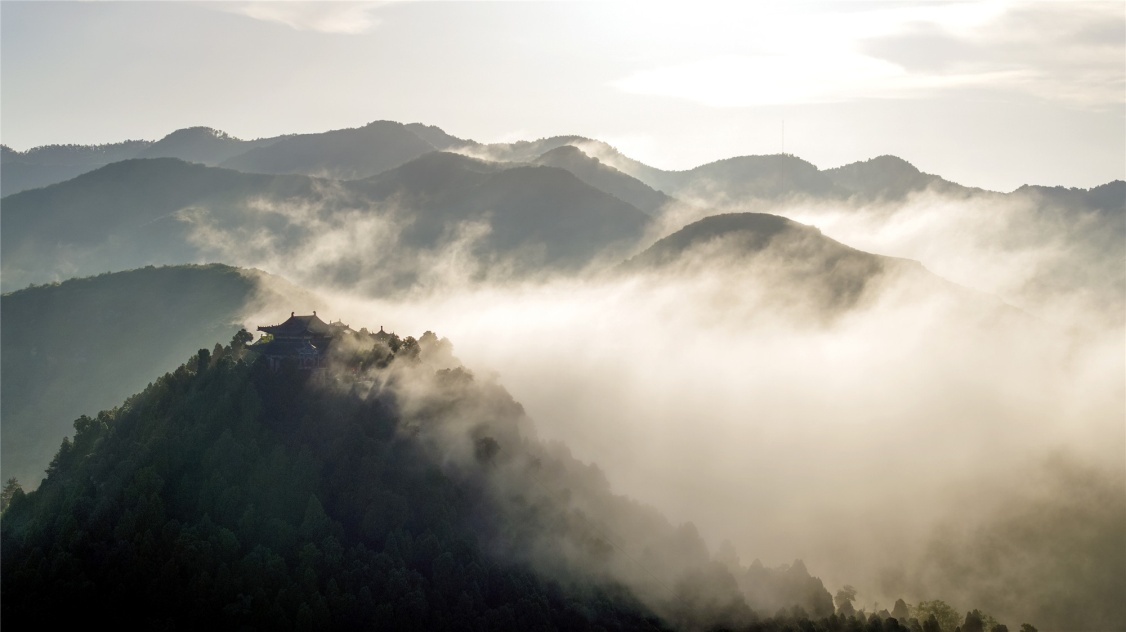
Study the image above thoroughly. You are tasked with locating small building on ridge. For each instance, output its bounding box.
[251,311,354,370]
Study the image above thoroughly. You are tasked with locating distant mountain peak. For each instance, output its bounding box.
[626,213,815,268]
[403,122,475,151]
[158,126,236,141]
[862,154,920,173]
[361,119,410,130]
[538,144,595,161]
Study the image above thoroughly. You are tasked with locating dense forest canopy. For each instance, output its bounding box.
[1,324,1049,632]
[0,264,307,487]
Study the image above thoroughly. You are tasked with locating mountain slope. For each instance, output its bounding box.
[350,152,654,271]
[0,326,839,629]
[624,212,941,317]
[0,140,153,195]
[0,158,325,291]
[220,120,436,179]
[2,151,654,291]
[137,126,282,164]
[404,122,477,151]
[659,155,842,203]
[534,145,673,215]
[824,155,977,201]
[0,264,309,488]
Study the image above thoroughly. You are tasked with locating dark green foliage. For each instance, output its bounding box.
[0,265,266,487]
[962,609,986,632]
[1,330,1006,632]
[231,328,253,351]
[0,345,668,630]
[1,478,23,512]
[912,602,960,632]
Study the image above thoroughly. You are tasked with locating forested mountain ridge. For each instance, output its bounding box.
[0,158,326,292]
[1,318,1043,631]
[0,153,653,292]
[621,212,963,320]
[1,139,153,195]
[218,120,436,180]
[0,328,825,630]
[9,120,1121,208]
[137,126,282,165]
[533,145,673,216]
[0,264,311,488]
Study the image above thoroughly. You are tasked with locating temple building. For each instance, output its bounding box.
[250,311,354,370]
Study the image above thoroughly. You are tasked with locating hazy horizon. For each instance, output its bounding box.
[3,1,1123,191]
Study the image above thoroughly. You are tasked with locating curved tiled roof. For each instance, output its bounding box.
[257,312,334,337]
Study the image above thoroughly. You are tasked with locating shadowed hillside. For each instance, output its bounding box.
[0,264,309,487]
[0,325,846,630]
[0,159,324,291]
[219,120,437,180]
[1,152,653,292]
[624,213,923,316]
[1,140,152,195]
[534,145,673,216]
[824,155,977,202]
[137,126,282,165]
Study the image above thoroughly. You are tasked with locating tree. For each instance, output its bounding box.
[913,601,961,632]
[397,336,420,361]
[195,348,211,374]
[1,477,22,511]
[963,609,986,632]
[231,328,253,351]
[835,585,857,617]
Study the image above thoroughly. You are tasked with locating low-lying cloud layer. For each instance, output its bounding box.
[222,177,1122,629]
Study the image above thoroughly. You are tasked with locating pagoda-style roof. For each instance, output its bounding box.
[258,312,335,338]
[252,338,320,358]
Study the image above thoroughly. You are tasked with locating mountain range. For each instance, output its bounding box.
[1,119,1121,631]
[7,120,1121,207]
[4,120,1121,296]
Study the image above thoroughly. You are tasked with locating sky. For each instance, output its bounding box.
[1,0,1123,192]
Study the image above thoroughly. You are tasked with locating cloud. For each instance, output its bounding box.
[609,1,1123,109]
[861,2,1125,108]
[610,53,1028,107]
[202,162,1122,627]
[308,228,1123,627]
[224,1,388,34]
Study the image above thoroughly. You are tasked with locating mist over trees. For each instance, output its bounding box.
[3,331,1049,631]
[1,120,1121,631]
